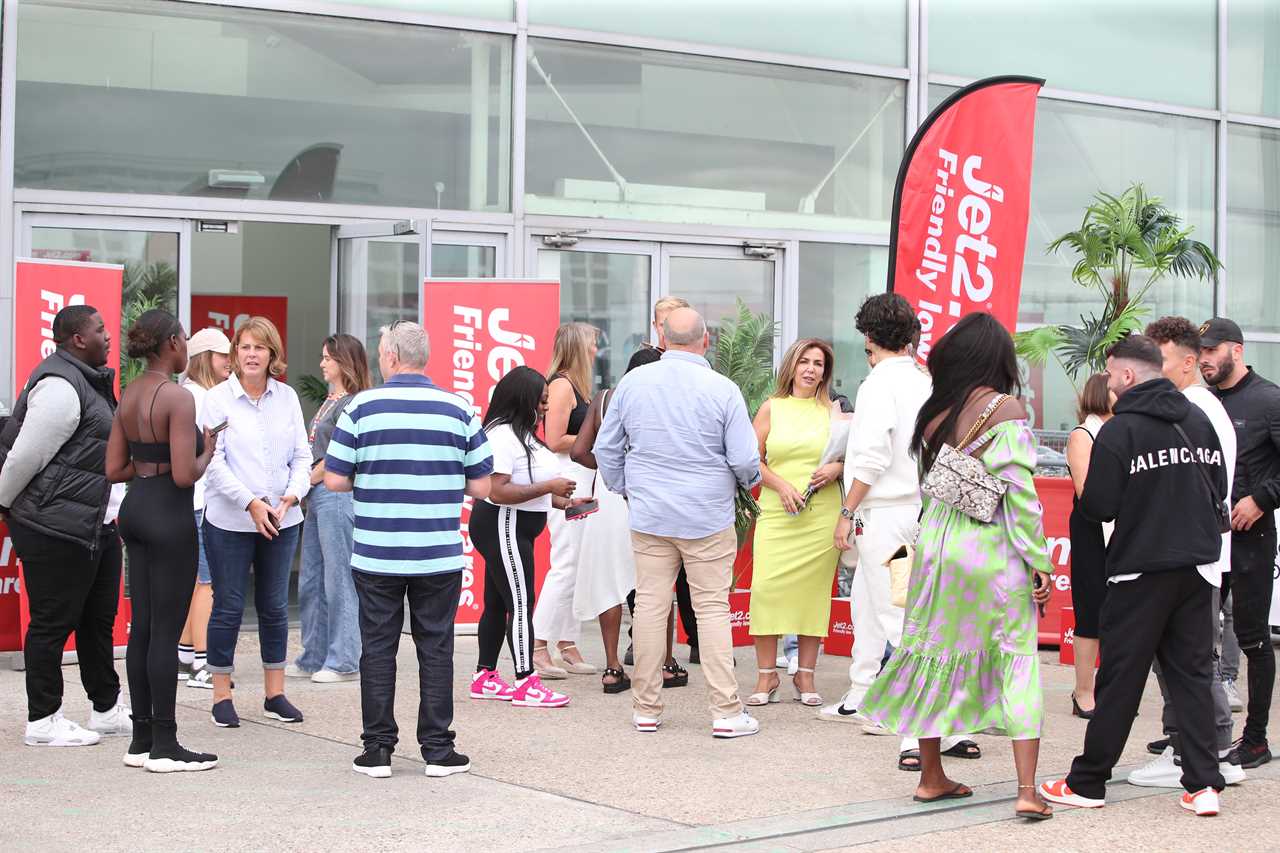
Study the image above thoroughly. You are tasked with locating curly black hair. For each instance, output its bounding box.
[1144,315,1201,354]
[855,293,919,352]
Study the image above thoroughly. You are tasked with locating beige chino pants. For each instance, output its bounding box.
[631,527,742,720]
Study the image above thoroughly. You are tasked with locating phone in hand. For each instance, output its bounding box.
[565,499,599,521]
[209,420,230,435]
[1033,572,1047,618]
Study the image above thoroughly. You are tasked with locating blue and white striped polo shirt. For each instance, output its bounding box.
[325,373,493,576]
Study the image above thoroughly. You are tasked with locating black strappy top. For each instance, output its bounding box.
[557,373,590,436]
[129,381,204,468]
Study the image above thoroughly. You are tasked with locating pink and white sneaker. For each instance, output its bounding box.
[1181,787,1220,816]
[511,674,570,708]
[470,669,516,702]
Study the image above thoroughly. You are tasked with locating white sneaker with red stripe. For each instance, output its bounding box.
[470,669,516,702]
[1181,787,1220,816]
[511,674,570,708]
[633,714,661,733]
[711,711,759,739]
[1039,779,1105,808]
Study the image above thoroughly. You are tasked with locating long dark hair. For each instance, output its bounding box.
[484,365,549,474]
[911,313,1022,475]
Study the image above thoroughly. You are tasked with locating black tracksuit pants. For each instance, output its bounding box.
[1226,525,1276,747]
[1067,568,1225,798]
[471,501,546,680]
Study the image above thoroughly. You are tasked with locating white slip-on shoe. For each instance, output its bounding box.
[311,669,359,684]
[25,711,101,747]
[1128,747,1181,788]
[87,698,133,736]
[1223,679,1244,712]
[284,663,313,679]
[712,711,760,739]
[1181,787,1220,816]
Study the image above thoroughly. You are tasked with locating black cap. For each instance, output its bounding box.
[1198,317,1244,347]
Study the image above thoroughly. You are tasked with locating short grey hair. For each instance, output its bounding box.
[663,313,707,346]
[379,321,430,369]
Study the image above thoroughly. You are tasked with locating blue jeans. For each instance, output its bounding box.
[194,509,212,585]
[202,519,301,674]
[295,485,361,674]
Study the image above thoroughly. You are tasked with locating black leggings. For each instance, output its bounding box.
[470,500,545,679]
[119,475,197,725]
[1227,525,1277,746]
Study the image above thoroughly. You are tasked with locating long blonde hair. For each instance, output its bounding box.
[548,322,597,399]
[773,338,834,404]
[184,351,224,390]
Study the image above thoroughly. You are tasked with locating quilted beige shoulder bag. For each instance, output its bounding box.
[920,394,1010,523]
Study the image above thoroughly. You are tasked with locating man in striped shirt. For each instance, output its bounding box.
[325,321,492,780]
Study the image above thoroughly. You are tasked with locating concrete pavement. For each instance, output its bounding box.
[1,625,1275,852]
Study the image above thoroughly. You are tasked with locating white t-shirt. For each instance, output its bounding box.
[182,377,210,512]
[483,423,560,511]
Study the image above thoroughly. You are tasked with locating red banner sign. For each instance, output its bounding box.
[421,279,561,627]
[888,76,1043,358]
[189,295,289,378]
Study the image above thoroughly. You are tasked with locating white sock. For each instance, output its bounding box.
[194,651,207,670]
[178,644,195,665]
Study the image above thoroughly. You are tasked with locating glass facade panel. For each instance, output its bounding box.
[15,0,512,210]
[667,255,775,343]
[528,0,907,67]
[796,243,888,402]
[339,0,514,21]
[340,238,420,378]
[432,244,498,278]
[1226,124,1280,331]
[525,39,904,233]
[1228,0,1280,116]
[537,249,652,390]
[929,0,1217,109]
[1239,342,1280,388]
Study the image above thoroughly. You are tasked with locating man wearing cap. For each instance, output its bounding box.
[177,328,233,688]
[1200,317,1280,769]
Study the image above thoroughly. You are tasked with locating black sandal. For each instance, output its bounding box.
[601,667,631,695]
[941,739,982,759]
[899,748,922,772]
[662,661,689,688]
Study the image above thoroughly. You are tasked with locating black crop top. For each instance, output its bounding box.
[557,373,589,435]
[129,382,204,466]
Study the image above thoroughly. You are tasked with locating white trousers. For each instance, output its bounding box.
[846,503,914,707]
[532,456,589,645]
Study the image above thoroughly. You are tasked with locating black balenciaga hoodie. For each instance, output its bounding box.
[1080,377,1228,577]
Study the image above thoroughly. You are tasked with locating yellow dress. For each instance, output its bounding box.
[749,395,840,637]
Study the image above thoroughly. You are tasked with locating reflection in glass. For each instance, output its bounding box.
[668,256,775,351]
[341,239,420,378]
[16,0,512,211]
[526,39,903,233]
[537,250,651,391]
[1228,1,1280,117]
[1226,124,1280,332]
[796,243,887,402]
[30,227,179,386]
[432,245,497,279]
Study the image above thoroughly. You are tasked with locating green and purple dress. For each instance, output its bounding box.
[860,419,1053,740]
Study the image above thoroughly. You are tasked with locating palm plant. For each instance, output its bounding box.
[118,260,179,388]
[1016,184,1223,383]
[711,299,778,546]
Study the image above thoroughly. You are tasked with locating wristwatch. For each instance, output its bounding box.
[839,506,856,520]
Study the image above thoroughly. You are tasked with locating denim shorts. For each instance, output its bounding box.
[194,508,212,585]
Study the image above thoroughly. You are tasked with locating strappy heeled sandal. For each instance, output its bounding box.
[601,667,631,695]
[791,666,822,706]
[552,643,597,675]
[745,668,780,706]
[661,661,688,689]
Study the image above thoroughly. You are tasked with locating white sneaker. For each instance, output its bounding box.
[817,691,863,724]
[186,668,215,690]
[25,711,101,747]
[775,654,789,668]
[88,698,133,736]
[284,663,314,679]
[633,714,661,733]
[1223,679,1244,712]
[311,669,359,683]
[1221,761,1246,786]
[786,656,799,677]
[1128,747,1181,788]
[1180,787,1220,816]
[712,711,759,739]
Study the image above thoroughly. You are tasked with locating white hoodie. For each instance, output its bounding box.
[843,356,931,508]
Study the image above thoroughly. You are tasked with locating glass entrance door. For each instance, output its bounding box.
[335,220,429,376]
[660,243,783,359]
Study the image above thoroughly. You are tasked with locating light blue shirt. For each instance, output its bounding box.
[595,350,761,539]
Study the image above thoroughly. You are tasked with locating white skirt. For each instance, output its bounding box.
[532,455,591,643]
[573,470,636,621]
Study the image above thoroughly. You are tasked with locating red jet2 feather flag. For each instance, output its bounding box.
[888,76,1044,360]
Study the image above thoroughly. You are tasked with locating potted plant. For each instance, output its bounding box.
[1016,183,1223,383]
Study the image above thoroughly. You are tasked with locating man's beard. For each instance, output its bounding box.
[1204,357,1236,386]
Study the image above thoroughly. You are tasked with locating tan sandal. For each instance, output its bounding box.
[552,643,597,675]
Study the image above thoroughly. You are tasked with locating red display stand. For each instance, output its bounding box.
[1034,476,1075,647]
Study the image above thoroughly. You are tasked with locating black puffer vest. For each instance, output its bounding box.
[0,350,117,549]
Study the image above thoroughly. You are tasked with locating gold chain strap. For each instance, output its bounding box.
[956,393,1009,451]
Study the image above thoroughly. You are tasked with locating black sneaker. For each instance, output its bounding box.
[144,743,218,773]
[1147,737,1170,755]
[177,661,194,681]
[211,699,239,728]
[424,750,471,778]
[352,746,392,779]
[1227,739,1272,769]
[263,694,303,723]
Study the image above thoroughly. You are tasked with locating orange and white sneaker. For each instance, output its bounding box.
[1180,787,1220,816]
[1039,779,1105,809]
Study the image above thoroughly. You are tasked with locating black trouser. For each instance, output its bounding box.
[10,520,122,721]
[119,475,197,726]
[1067,569,1225,798]
[626,566,699,649]
[1227,525,1276,746]
[352,568,461,761]
[470,501,545,679]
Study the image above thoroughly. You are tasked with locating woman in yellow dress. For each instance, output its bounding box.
[748,338,844,707]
